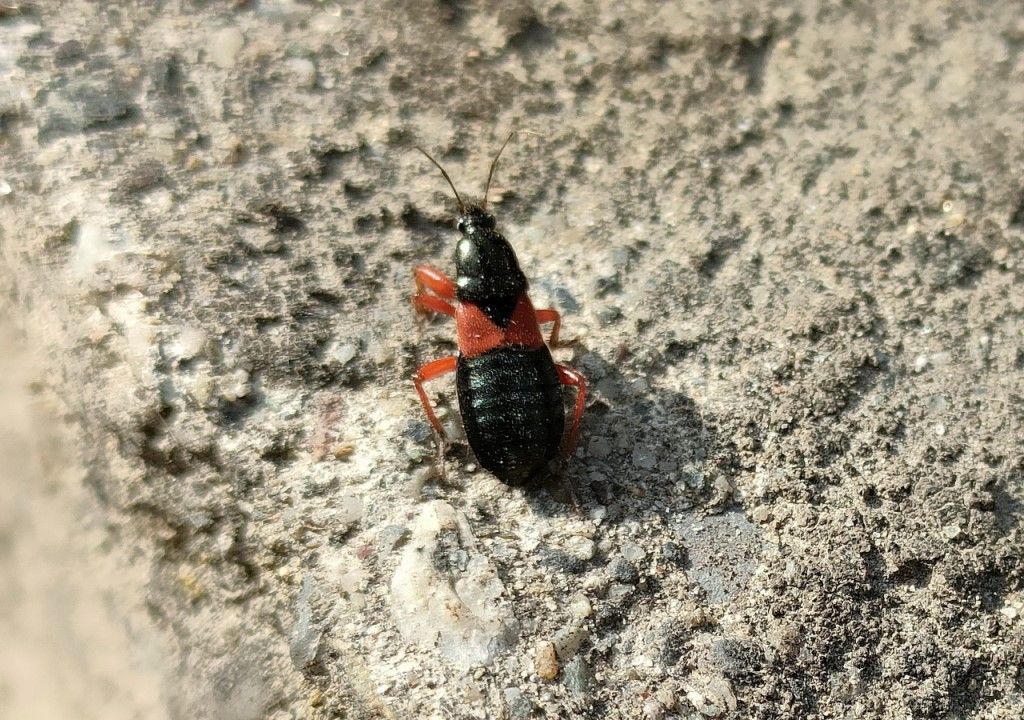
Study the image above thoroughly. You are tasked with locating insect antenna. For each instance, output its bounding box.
[482,130,516,211]
[415,146,466,214]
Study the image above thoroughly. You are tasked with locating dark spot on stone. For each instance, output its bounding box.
[1009,190,1024,228]
[38,77,138,142]
[607,556,639,584]
[539,547,587,575]
[258,203,305,234]
[506,13,554,52]
[117,160,167,197]
[891,559,933,589]
[55,39,86,66]
[713,637,765,684]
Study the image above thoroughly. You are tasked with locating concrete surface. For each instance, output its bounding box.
[1,1,1022,718]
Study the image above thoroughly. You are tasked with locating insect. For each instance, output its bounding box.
[411,134,587,488]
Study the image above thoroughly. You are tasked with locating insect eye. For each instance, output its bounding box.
[457,219,467,232]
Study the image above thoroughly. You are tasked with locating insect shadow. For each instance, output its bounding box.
[518,344,728,522]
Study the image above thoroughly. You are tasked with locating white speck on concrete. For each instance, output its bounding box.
[210,27,245,69]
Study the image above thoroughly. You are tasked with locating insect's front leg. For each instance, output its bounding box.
[412,265,457,318]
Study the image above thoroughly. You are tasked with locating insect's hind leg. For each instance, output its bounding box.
[555,364,587,510]
[556,364,587,458]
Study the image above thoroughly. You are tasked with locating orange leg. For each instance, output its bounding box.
[414,293,456,317]
[535,308,561,346]
[556,364,587,458]
[413,265,458,318]
[414,265,457,299]
[414,356,458,436]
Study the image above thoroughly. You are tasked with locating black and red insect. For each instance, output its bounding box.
[411,135,587,487]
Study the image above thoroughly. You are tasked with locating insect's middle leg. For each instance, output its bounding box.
[413,265,457,318]
[413,355,457,436]
[556,364,587,457]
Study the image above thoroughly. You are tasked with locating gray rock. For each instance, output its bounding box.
[632,446,658,469]
[606,583,634,605]
[503,687,534,720]
[552,623,588,660]
[376,524,410,553]
[608,556,640,584]
[562,656,595,695]
[55,40,86,66]
[288,575,323,669]
[38,77,135,141]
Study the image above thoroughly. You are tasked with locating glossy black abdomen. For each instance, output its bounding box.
[456,346,565,486]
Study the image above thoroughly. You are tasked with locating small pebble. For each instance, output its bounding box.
[335,494,363,528]
[376,525,410,553]
[174,326,207,360]
[568,594,593,618]
[655,683,677,710]
[607,583,633,604]
[662,541,686,565]
[632,445,658,470]
[210,27,245,69]
[565,535,596,561]
[562,656,594,694]
[330,342,358,365]
[588,435,612,458]
[0,180,11,197]
[680,606,707,629]
[535,640,559,680]
[503,688,534,720]
[285,57,317,88]
[289,575,323,669]
[552,624,588,660]
[55,39,86,66]
[686,689,705,711]
[621,541,646,563]
[406,466,435,498]
[332,443,354,460]
[643,698,665,719]
[221,368,250,401]
[608,557,640,584]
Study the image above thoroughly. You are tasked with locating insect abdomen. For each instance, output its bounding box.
[456,346,565,486]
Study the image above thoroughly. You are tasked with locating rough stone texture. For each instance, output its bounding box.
[1,1,1023,719]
